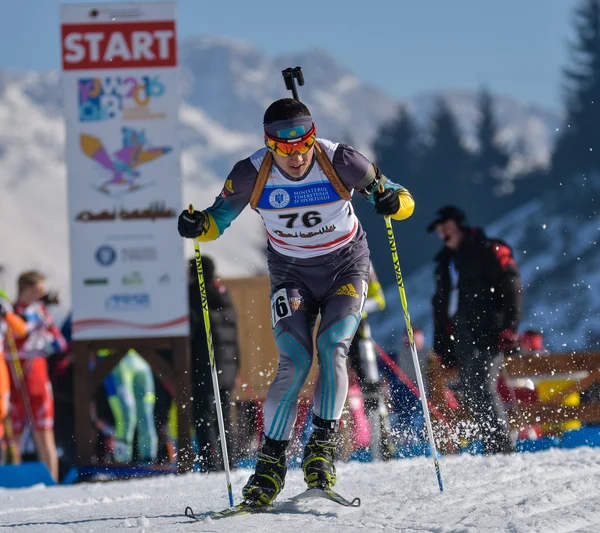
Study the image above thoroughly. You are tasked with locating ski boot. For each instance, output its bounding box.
[302,416,339,489]
[242,437,288,505]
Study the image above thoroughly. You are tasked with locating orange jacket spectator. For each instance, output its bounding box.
[0,295,28,446]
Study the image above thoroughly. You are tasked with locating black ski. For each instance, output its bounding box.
[289,487,361,507]
[185,487,360,522]
[184,501,275,522]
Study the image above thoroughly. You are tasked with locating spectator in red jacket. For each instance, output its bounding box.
[428,206,522,455]
[6,271,66,481]
[520,330,548,356]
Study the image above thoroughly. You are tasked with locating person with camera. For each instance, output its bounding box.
[6,271,66,481]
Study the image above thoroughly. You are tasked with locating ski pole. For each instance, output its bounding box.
[188,204,234,507]
[380,185,444,492]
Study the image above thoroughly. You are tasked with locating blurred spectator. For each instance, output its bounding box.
[7,270,67,481]
[42,312,76,481]
[99,349,158,464]
[520,329,549,356]
[0,290,28,464]
[89,381,115,465]
[427,206,522,455]
[188,256,240,471]
[63,312,167,469]
[347,261,394,460]
[152,372,177,466]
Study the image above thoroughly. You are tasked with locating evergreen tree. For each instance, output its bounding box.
[372,105,422,181]
[552,0,600,178]
[355,105,422,285]
[472,87,510,192]
[418,97,472,206]
[382,98,474,275]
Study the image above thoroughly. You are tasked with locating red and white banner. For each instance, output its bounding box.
[61,21,177,70]
[61,3,188,340]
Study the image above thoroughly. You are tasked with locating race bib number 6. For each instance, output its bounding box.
[271,288,292,327]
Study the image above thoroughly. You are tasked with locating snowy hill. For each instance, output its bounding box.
[179,38,561,174]
[2,447,600,531]
[0,36,561,321]
[371,173,600,354]
[179,38,397,152]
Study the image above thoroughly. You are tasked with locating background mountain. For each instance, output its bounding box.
[0,36,563,335]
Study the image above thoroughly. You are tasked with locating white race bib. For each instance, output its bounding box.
[271,288,292,327]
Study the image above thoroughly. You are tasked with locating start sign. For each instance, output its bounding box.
[61,21,176,70]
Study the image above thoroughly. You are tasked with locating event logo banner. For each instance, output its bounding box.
[61,3,188,340]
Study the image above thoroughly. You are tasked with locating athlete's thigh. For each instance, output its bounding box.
[270,282,318,357]
[319,256,370,333]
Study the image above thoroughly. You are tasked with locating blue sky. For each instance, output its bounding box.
[1,0,574,109]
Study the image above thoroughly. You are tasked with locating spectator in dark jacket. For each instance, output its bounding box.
[428,206,522,455]
[188,255,240,471]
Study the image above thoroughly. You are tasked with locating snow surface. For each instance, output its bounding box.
[2,447,600,532]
